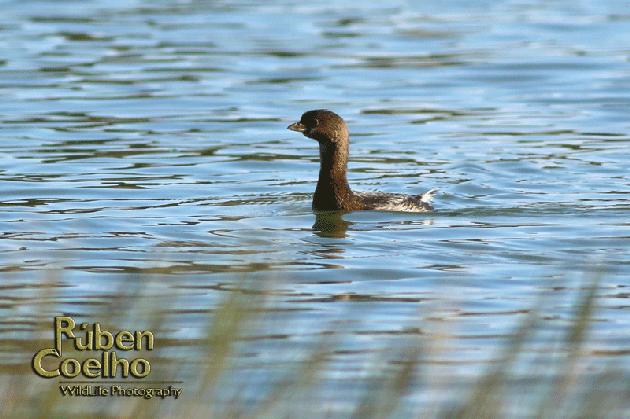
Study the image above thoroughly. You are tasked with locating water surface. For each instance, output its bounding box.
[0,0,629,415]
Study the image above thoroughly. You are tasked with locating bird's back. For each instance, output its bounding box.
[354,189,437,213]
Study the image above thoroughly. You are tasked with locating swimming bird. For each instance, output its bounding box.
[288,109,437,212]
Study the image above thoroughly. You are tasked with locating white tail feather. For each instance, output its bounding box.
[420,188,439,203]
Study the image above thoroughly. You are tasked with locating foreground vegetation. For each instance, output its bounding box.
[1,274,628,418]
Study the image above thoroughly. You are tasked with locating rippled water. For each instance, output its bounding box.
[1,0,629,414]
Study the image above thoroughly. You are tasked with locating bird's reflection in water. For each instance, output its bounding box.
[312,211,352,239]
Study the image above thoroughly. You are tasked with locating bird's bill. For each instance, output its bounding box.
[287,122,305,132]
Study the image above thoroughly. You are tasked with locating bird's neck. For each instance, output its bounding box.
[314,140,355,210]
